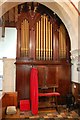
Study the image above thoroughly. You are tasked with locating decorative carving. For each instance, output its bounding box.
[71,49,80,72]
[70,49,80,64]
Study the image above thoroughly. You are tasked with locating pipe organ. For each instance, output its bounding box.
[36,15,53,60]
[59,24,66,59]
[16,2,71,106]
[21,19,29,57]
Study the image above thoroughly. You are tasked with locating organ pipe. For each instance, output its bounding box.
[43,15,46,60]
[39,21,41,60]
[26,20,29,56]
[36,22,39,59]
[21,19,29,57]
[50,23,53,60]
[24,19,27,55]
[21,22,25,56]
[41,16,44,60]
[46,16,48,60]
[59,24,66,58]
[48,21,51,60]
[35,14,53,60]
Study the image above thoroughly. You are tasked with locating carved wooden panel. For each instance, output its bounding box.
[16,65,31,100]
[37,66,58,88]
[57,64,71,104]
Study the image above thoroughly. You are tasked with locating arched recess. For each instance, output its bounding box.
[14,2,71,106]
[0,1,78,105]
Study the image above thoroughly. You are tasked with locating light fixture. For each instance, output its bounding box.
[2,16,5,38]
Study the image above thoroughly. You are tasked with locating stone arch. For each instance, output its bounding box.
[42,2,78,51]
[0,1,78,51]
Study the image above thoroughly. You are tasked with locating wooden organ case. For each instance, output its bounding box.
[16,3,71,107]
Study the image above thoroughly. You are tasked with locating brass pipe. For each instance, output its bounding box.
[59,25,63,58]
[59,28,61,57]
[63,27,66,57]
[25,19,27,56]
[41,16,43,60]
[48,21,51,60]
[46,16,48,60]
[50,23,53,60]
[39,20,41,60]
[21,21,25,56]
[36,22,39,59]
[27,20,29,56]
[23,20,26,56]
[43,15,46,60]
[27,21,29,56]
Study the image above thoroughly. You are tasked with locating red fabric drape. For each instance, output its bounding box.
[30,67,38,115]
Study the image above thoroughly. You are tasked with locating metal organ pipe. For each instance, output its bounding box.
[43,15,46,60]
[21,19,29,57]
[41,16,44,60]
[48,21,51,60]
[39,21,41,60]
[36,22,39,60]
[36,14,53,60]
[21,22,25,56]
[46,16,48,60]
[50,23,53,60]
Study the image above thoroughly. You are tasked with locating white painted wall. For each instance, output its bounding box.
[0,27,17,58]
[0,27,17,92]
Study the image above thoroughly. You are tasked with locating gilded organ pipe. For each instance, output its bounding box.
[48,21,51,60]
[24,19,27,55]
[21,19,29,57]
[63,28,66,57]
[35,14,53,60]
[46,16,48,60]
[59,24,66,58]
[39,21,41,60]
[36,22,39,59]
[50,23,53,60]
[25,20,29,56]
[59,25,62,58]
[21,22,25,56]
[43,15,46,60]
[41,16,44,60]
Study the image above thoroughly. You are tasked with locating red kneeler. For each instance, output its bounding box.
[20,100,30,111]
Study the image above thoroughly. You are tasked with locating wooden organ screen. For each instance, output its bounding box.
[16,2,71,106]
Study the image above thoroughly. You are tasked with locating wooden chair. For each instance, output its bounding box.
[30,67,60,115]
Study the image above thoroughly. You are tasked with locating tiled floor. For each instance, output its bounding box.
[2,106,80,120]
